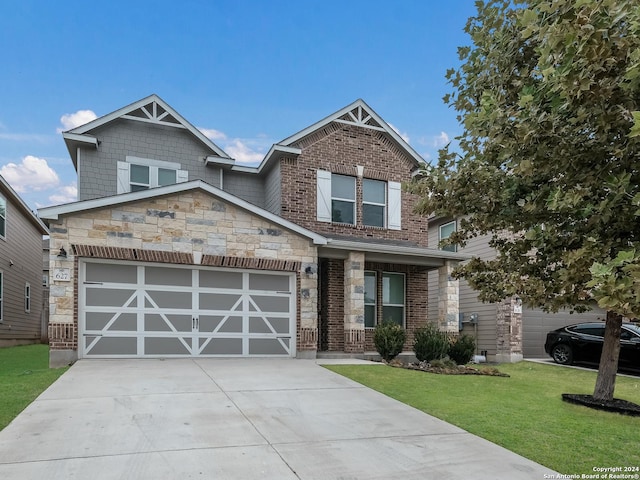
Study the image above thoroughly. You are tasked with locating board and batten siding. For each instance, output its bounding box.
[0,194,44,345]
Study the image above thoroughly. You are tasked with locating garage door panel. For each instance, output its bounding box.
[145,266,191,286]
[145,337,192,355]
[249,273,290,292]
[249,338,289,355]
[144,314,192,332]
[86,288,137,307]
[86,337,138,355]
[80,261,294,358]
[145,290,192,309]
[200,270,243,289]
[199,338,243,355]
[85,263,137,284]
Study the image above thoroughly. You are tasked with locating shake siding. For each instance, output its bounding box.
[222,171,266,208]
[0,195,44,344]
[78,119,221,201]
[263,163,281,215]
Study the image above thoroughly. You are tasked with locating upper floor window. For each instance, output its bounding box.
[331,174,356,224]
[0,196,6,239]
[317,170,401,230]
[117,156,187,194]
[439,221,457,252]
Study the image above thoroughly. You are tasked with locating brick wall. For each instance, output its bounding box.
[322,258,344,351]
[279,123,429,246]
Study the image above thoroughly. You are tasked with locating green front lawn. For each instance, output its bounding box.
[325,362,640,474]
[0,344,68,431]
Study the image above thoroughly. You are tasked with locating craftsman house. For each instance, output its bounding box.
[39,94,466,366]
[0,175,48,347]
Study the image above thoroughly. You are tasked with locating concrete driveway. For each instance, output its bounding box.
[0,359,555,479]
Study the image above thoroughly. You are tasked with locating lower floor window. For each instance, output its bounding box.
[364,271,405,328]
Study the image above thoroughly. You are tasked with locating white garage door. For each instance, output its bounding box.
[79,260,296,358]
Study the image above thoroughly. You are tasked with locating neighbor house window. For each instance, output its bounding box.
[364,271,377,328]
[363,179,386,227]
[382,272,405,326]
[331,174,356,224]
[0,196,6,239]
[439,221,457,252]
[42,274,48,287]
[24,283,30,313]
[117,157,187,194]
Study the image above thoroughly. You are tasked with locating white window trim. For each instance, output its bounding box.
[25,282,30,313]
[382,272,405,327]
[363,179,387,228]
[364,271,377,329]
[439,220,457,252]
[117,157,187,194]
[330,174,356,225]
[0,195,6,240]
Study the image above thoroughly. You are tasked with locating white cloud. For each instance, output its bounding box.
[224,139,265,163]
[198,127,227,141]
[57,110,98,133]
[48,183,77,204]
[0,155,60,192]
[389,123,410,144]
[433,131,450,148]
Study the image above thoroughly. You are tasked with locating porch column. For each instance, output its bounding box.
[438,260,460,332]
[344,251,365,353]
[496,297,524,363]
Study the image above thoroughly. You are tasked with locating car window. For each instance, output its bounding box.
[570,325,605,337]
[621,328,640,341]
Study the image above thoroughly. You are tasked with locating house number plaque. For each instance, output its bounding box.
[53,268,71,282]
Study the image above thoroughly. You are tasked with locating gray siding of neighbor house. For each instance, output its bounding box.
[222,170,266,208]
[427,219,498,357]
[264,162,281,215]
[0,194,44,346]
[78,119,222,201]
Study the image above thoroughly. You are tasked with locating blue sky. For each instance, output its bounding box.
[0,0,477,210]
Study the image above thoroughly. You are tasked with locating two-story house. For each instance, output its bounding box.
[39,94,466,367]
[0,175,49,347]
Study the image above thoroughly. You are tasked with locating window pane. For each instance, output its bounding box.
[382,306,403,326]
[440,222,456,240]
[130,164,149,184]
[158,168,176,186]
[363,179,385,203]
[332,200,355,224]
[365,305,376,328]
[383,273,404,305]
[364,272,376,304]
[363,204,385,227]
[0,217,5,237]
[331,174,355,200]
[130,184,149,192]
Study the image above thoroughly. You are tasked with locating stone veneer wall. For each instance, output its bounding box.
[495,297,524,363]
[47,190,318,362]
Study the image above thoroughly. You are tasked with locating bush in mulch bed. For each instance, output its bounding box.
[562,394,640,416]
[387,359,510,377]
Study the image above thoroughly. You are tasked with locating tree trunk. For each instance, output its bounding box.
[593,311,623,401]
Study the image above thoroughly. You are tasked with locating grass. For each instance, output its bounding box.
[0,344,68,431]
[325,361,640,474]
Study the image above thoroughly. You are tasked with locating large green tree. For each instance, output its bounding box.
[410,0,640,401]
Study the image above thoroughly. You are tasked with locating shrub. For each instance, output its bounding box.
[430,357,458,369]
[413,323,450,362]
[373,321,406,362]
[448,334,476,365]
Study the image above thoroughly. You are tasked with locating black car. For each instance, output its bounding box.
[544,322,640,370]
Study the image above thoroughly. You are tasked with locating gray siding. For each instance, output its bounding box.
[78,119,222,200]
[222,171,266,208]
[264,163,281,215]
[0,194,44,345]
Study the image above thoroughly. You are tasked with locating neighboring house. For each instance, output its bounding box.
[39,94,467,367]
[0,175,49,347]
[427,216,606,361]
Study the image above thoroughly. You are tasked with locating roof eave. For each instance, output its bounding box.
[0,176,48,234]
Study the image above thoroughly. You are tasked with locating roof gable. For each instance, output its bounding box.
[0,175,48,234]
[63,94,232,168]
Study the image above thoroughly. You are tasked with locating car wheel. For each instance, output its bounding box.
[552,344,573,365]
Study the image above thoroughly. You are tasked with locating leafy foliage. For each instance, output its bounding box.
[373,320,406,361]
[413,324,450,362]
[448,334,477,365]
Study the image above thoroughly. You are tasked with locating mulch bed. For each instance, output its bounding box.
[387,360,510,377]
[562,394,640,416]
